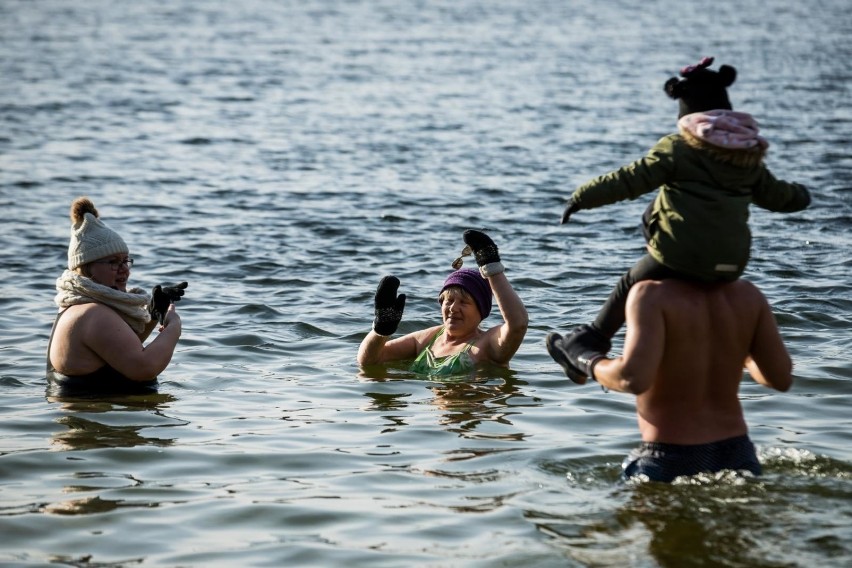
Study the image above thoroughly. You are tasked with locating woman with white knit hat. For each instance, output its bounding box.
[47,197,187,391]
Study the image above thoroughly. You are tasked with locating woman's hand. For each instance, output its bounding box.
[463,229,504,277]
[373,276,406,336]
[149,282,188,325]
[160,303,182,335]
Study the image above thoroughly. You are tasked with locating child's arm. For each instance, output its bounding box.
[570,136,677,212]
[752,168,811,212]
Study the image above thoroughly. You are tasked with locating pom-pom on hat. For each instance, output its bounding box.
[67,197,129,270]
[664,56,737,118]
[439,268,493,320]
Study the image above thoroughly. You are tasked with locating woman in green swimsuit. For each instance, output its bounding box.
[357,230,528,377]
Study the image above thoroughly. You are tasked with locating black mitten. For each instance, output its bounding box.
[373,276,406,336]
[462,229,504,277]
[149,281,188,326]
[545,325,610,384]
[560,201,579,224]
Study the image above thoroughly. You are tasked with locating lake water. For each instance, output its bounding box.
[1,0,851,566]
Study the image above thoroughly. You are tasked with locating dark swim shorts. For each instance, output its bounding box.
[622,434,761,482]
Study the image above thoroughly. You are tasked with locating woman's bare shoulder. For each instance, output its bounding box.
[74,302,125,319]
[62,303,131,335]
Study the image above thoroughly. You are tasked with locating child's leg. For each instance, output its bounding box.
[592,255,680,338]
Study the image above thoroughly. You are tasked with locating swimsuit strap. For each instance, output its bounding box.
[425,326,445,348]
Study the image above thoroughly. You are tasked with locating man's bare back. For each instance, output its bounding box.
[595,278,793,445]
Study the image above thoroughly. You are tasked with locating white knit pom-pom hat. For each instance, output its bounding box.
[67,197,129,270]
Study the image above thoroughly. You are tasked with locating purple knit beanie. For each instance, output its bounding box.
[439,268,493,319]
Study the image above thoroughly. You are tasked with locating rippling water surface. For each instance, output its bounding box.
[1,0,851,566]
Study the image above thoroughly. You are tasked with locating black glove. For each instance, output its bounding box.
[545,325,610,384]
[149,281,188,326]
[560,201,579,224]
[462,229,504,277]
[372,276,406,336]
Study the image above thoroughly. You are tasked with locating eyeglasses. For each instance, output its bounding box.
[92,257,134,271]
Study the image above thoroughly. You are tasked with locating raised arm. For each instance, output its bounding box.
[751,168,811,213]
[485,271,529,364]
[462,229,528,365]
[561,136,678,223]
[357,275,419,366]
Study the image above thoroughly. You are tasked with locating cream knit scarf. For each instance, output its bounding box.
[54,269,151,334]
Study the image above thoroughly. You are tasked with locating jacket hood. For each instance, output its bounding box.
[679,128,765,169]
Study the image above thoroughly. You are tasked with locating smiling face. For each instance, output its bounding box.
[84,253,132,292]
[439,286,482,337]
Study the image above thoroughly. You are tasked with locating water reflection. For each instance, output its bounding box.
[359,366,531,441]
[613,479,776,567]
[42,494,150,516]
[429,372,527,441]
[49,553,146,567]
[46,389,182,451]
[526,476,780,566]
[362,390,412,433]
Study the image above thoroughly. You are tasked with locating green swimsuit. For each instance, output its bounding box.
[410,327,476,377]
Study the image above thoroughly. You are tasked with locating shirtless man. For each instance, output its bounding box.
[546,278,793,482]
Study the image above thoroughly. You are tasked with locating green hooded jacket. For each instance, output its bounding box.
[570,133,811,280]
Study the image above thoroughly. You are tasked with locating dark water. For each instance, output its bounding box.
[1,0,851,566]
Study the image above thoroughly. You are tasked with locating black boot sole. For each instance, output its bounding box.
[545,332,588,384]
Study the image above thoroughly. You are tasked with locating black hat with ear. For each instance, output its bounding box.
[664,56,737,117]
